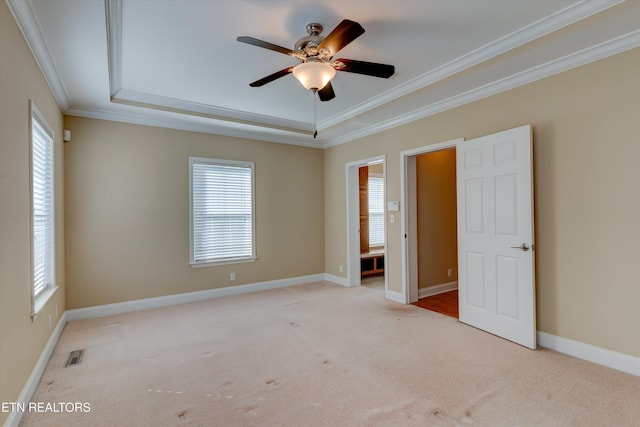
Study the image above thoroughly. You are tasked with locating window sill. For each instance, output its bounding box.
[31,285,59,320]
[190,257,258,268]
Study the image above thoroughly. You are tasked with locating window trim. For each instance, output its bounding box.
[189,157,257,267]
[29,100,58,318]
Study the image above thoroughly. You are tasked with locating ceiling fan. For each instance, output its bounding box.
[237,19,395,102]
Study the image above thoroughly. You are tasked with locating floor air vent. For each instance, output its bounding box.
[65,349,84,367]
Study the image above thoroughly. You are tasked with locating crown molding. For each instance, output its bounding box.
[324,30,640,147]
[319,0,625,131]
[70,29,639,150]
[105,0,122,96]
[111,89,314,135]
[5,0,70,111]
[66,106,322,149]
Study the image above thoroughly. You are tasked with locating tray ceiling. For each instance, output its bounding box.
[7,0,640,147]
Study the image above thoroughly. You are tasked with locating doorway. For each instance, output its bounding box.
[402,126,536,349]
[360,160,386,292]
[402,142,461,318]
[401,138,462,305]
[345,156,387,293]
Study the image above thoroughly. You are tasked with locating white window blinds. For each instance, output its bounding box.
[31,114,55,298]
[368,176,385,247]
[190,158,255,265]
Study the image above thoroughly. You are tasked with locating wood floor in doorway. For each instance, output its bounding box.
[412,290,458,319]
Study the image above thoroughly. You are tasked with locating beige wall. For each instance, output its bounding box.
[324,48,640,358]
[64,117,325,309]
[416,149,457,288]
[0,2,66,424]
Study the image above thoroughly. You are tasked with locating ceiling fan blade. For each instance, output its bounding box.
[318,19,365,56]
[317,82,336,101]
[249,67,294,87]
[237,36,294,56]
[334,58,395,78]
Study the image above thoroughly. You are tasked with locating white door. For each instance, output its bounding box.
[456,125,536,349]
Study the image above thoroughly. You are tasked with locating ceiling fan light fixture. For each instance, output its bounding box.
[292,61,336,91]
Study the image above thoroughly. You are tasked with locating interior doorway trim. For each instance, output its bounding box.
[400,138,463,304]
[345,155,386,291]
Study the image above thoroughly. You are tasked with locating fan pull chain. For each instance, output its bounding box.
[313,91,318,139]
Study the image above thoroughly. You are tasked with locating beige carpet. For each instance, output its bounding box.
[22,282,640,426]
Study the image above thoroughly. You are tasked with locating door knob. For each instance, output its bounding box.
[510,243,530,251]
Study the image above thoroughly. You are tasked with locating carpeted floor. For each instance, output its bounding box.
[22,282,640,426]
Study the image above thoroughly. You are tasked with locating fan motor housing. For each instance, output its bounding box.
[294,23,324,57]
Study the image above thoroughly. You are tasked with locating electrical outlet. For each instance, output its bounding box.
[448,268,453,277]
[339,265,343,273]
[230,272,236,281]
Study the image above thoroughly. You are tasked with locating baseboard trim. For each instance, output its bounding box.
[66,274,325,322]
[418,281,458,299]
[385,289,405,304]
[4,312,68,427]
[537,331,640,377]
[323,273,349,287]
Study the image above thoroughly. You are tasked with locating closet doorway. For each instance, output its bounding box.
[402,127,536,348]
[345,156,386,293]
[359,160,385,292]
[401,139,462,316]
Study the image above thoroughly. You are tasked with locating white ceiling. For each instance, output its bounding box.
[7,0,640,147]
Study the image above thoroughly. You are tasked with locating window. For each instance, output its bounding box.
[368,176,385,247]
[30,101,56,315]
[189,157,256,266]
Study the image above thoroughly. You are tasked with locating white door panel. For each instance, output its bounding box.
[457,125,536,349]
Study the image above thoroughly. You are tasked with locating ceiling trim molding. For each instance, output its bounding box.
[324,30,640,148]
[5,0,70,111]
[111,89,314,135]
[105,0,122,96]
[66,106,322,149]
[319,0,625,131]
